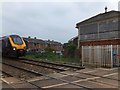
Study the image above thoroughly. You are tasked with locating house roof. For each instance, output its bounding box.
[76,10,120,28]
[23,37,45,44]
[44,40,62,45]
[23,37,62,45]
[68,36,78,42]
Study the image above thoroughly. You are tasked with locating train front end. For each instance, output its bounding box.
[9,35,27,57]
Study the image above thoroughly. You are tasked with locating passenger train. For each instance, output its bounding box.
[1,35,27,57]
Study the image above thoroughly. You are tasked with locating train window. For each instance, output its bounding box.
[11,35,23,45]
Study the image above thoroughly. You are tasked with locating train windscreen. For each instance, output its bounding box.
[10,35,23,45]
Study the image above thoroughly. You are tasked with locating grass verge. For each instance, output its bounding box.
[23,52,81,66]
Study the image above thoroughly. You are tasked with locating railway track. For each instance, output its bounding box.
[59,71,119,88]
[1,64,43,89]
[2,62,42,80]
[13,59,67,71]
[3,57,84,73]
[1,58,92,89]
[1,59,91,89]
[1,71,13,78]
[1,58,118,89]
[2,58,81,81]
[19,58,84,70]
[2,59,63,78]
[2,62,43,76]
[2,58,84,81]
[3,58,65,72]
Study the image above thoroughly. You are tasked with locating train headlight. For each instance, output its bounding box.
[13,47,16,50]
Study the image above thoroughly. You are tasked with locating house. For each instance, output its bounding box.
[76,10,120,68]
[23,37,63,54]
[23,37,46,53]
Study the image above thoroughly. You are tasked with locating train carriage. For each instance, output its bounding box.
[1,35,27,58]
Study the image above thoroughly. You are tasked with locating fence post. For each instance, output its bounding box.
[111,45,113,68]
[82,46,84,67]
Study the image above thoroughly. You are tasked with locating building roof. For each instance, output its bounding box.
[45,40,62,45]
[23,37,45,44]
[68,36,78,42]
[76,10,120,28]
[23,37,62,45]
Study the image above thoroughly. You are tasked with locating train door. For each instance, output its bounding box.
[2,39,6,53]
[2,38,11,54]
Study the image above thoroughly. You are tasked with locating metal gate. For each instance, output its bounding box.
[82,45,120,68]
[113,45,120,67]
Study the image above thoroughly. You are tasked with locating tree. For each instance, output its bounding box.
[67,44,77,58]
[45,47,55,53]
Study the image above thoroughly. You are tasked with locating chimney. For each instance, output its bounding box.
[105,6,107,13]
[28,36,31,38]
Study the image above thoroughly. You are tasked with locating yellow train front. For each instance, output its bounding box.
[2,35,27,58]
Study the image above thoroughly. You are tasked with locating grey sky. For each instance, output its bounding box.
[1,1,118,43]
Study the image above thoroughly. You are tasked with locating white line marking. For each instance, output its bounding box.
[73,77,100,83]
[103,73,118,77]
[42,72,118,88]
[94,79,118,87]
[83,70,97,73]
[86,80,116,88]
[1,78,11,84]
[98,68,118,71]
[42,77,100,88]
[42,83,68,88]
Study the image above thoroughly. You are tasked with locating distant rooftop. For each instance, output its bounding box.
[23,37,45,44]
[23,37,62,45]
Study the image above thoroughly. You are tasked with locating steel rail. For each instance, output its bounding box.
[13,59,66,71]
[1,62,43,76]
[1,65,43,89]
[19,58,85,70]
[1,71,13,77]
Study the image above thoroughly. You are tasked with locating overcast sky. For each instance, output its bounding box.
[1,0,119,43]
